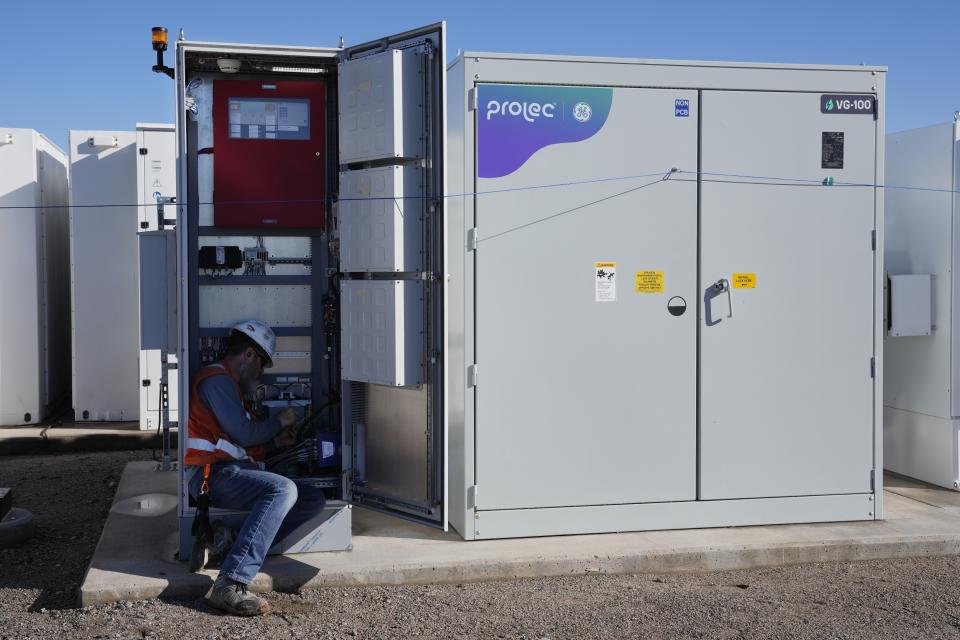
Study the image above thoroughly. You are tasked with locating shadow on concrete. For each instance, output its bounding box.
[0,405,177,456]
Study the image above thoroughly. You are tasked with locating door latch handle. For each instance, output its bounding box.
[704,278,733,326]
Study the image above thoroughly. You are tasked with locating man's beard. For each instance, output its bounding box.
[238,363,259,394]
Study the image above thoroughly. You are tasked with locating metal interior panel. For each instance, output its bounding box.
[474,86,699,510]
[339,165,423,272]
[270,335,312,374]
[360,384,431,505]
[699,90,877,500]
[198,284,312,327]
[69,130,140,421]
[197,236,313,277]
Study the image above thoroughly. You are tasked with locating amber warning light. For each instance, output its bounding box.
[152,27,168,52]
[151,26,174,79]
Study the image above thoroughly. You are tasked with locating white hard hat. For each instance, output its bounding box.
[231,319,276,368]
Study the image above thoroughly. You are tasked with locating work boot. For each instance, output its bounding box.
[205,575,271,616]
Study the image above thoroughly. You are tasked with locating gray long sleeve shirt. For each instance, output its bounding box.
[197,375,284,447]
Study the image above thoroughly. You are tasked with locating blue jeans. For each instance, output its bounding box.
[188,462,327,584]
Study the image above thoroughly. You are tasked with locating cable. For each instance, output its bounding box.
[8,166,957,212]
[478,169,677,244]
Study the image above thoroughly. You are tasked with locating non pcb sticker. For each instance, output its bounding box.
[595,261,617,302]
[733,273,757,289]
[635,271,664,293]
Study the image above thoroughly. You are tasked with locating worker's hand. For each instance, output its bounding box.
[277,408,298,429]
[273,425,297,449]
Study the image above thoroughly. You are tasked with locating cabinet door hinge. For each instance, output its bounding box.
[871,229,877,251]
[467,485,478,509]
[467,364,479,388]
[468,88,478,111]
[870,357,876,378]
[467,227,478,251]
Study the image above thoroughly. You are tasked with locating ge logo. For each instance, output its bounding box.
[573,102,592,123]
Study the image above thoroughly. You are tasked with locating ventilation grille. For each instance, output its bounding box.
[349,381,368,424]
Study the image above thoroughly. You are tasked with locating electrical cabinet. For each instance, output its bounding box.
[884,119,960,489]
[0,129,70,426]
[137,124,179,432]
[446,53,884,540]
[212,80,327,228]
[174,24,447,561]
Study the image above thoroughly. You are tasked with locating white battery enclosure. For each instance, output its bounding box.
[339,165,423,272]
[340,279,423,386]
[338,48,424,163]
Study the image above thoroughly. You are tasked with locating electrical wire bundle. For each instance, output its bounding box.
[266,437,320,471]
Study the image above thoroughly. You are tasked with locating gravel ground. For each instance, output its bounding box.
[3,451,960,639]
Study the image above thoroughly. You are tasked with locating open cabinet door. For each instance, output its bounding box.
[338,23,448,529]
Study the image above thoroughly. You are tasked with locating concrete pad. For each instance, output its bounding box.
[0,424,176,455]
[79,462,960,606]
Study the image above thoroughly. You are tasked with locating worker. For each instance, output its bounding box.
[184,319,326,617]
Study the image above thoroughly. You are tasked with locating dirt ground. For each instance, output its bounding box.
[2,450,960,639]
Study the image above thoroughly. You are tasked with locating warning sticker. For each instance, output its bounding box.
[595,261,617,302]
[635,271,665,293]
[733,273,756,289]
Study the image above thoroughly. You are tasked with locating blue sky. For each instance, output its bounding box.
[1,0,957,150]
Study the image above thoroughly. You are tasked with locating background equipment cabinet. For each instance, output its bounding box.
[884,117,960,489]
[170,29,885,555]
[68,125,177,426]
[136,124,179,432]
[0,128,71,426]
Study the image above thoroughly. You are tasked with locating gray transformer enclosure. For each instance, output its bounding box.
[446,53,885,540]
[884,119,960,490]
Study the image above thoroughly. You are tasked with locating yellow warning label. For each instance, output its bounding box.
[733,273,757,289]
[594,262,616,269]
[635,271,665,293]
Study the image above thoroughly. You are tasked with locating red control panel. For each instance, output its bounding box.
[212,79,326,228]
